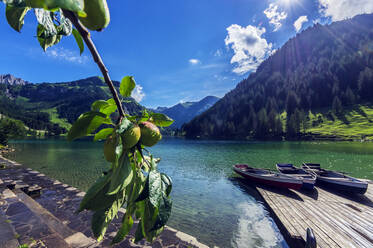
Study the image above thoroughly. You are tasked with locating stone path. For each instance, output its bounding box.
[0,155,208,248]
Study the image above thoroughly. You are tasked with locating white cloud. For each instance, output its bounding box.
[318,0,373,21]
[189,59,200,65]
[214,49,222,57]
[131,84,145,102]
[225,24,273,74]
[293,15,308,32]
[263,3,287,31]
[46,47,88,64]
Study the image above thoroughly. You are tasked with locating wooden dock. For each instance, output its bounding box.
[255,181,373,248]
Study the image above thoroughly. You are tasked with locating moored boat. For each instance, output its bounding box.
[302,163,368,194]
[276,163,316,190]
[233,164,303,190]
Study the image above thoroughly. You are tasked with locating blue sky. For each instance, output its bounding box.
[1,0,372,108]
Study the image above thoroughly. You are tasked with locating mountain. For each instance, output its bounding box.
[183,14,373,140]
[153,96,219,129]
[0,74,30,86]
[0,75,144,135]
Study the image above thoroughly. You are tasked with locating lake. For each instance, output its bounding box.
[4,138,373,247]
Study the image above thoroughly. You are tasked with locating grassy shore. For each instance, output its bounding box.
[281,104,373,141]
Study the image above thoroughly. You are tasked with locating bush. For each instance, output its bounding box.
[0,118,27,145]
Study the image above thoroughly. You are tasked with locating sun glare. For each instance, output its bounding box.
[279,0,299,7]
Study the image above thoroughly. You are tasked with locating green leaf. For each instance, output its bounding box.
[151,195,172,231]
[127,110,150,123]
[161,173,172,197]
[34,8,57,36]
[141,200,160,242]
[119,76,136,98]
[150,113,174,127]
[111,213,134,244]
[91,190,125,241]
[94,128,114,141]
[58,11,72,36]
[91,210,107,241]
[36,24,58,51]
[67,111,109,141]
[91,100,117,116]
[107,98,116,105]
[72,28,84,55]
[27,0,86,17]
[2,0,27,7]
[114,135,123,165]
[148,169,162,208]
[102,105,117,116]
[81,181,117,211]
[108,153,133,195]
[5,5,30,32]
[128,172,146,203]
[78,171,112,212]
[135,176,149,202]
[134,219,145,243]
[91,100,109,112]
[115,118,132,135]
[134,200,158,243]
[16,245,29,248]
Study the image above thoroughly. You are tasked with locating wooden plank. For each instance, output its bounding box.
[322,201,373,245]
[301,199,357,248]
[306,196,370,248]
[256,184,373,248]
[324,200,373,234]
[276,196,333,248]
[289,198,343,248]
[259,189,330,248]
[316,187,373,211]
[259,190,300,237]
[257,189,303,240]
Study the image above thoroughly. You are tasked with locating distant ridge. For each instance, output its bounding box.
[153,96,220,129]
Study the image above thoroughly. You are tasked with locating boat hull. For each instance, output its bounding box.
[234,168,303,190]
[276,164,316,190]
[302,163,368,194]
[317,178,368,194]
[302,181,315,190]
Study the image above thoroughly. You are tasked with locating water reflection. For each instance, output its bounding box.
[232,202,287,248]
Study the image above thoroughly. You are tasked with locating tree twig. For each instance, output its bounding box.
[62,10,126,122]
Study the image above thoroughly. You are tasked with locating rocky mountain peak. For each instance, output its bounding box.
[0,74,30,86]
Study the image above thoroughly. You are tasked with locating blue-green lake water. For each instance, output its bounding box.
[5,138,373,247]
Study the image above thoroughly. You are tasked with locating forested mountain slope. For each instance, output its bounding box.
[183,14,373,140]
[0,75,144,135]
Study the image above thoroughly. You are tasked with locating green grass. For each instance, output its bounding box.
[41,108,71,130]
[15,96,29,105]
[282,104,373,140]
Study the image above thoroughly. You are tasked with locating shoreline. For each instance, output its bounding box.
[4,134,372,143]
[0,155,209,248]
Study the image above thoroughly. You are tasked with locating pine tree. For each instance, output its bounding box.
[287,108,301,138]
[358,67,373,100]
[344,87,355,105]
[286,91,299,117]
[256,108,268,138]
[332,96,343,115]
[248,105,257,132]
